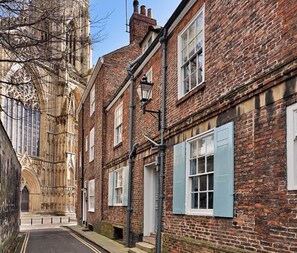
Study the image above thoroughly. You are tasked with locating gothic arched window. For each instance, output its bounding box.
[0,64,41,157]
[66,21,77,67]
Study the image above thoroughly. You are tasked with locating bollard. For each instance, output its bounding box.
[68,217,70,223]
[41,218,43,224]
[60,217,62,223]
[31,218,33,225]
[51,217,53,224]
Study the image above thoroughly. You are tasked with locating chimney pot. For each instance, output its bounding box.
[140,5,146,15]
[147,8,152,18]
[133,0,139,13]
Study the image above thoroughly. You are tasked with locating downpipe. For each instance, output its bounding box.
[156,28,167,253]
[126,56,141,247]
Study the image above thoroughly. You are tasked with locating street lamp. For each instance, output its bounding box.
[138,75,161,130]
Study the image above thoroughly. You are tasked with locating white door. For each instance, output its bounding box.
[144,163,159,236]
[82,190,87,225]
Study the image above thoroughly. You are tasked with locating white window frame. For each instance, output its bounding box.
[287,103,297,190]
[85,135,88,152]
[114,168,123,205]
[186,129,214,216]
[88,179,95,212]
[89,127,94,162]
[90,85,95,116]
[178,5,205,99]
[114,102,123,146]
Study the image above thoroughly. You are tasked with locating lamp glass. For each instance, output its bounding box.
[140,75,153,102]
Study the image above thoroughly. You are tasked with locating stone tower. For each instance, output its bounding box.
[0,0,92,214]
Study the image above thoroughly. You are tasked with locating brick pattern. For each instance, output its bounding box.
[77,0,297,252]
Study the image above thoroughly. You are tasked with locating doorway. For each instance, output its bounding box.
[144,163,159,236]
[21,186,29,212]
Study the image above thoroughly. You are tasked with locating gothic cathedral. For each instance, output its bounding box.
[0,0,91,214]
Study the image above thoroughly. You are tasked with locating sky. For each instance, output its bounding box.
[89,0,181,65]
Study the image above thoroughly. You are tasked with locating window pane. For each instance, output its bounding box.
[207,156,214,172]
[190,159,197,175]
[191,193,198,209]
[189,23,195,41]
[190,141,197,158]
[183,78,190,94]
[208,174,214,190]
[198,157,205,174]
[191,72,197,90]
[182,48,188,64]
[181,33,187,50]
[199,193,207,209]
[192,176,198,192]
[198,138,206,155]
[196,14,203,33]
[200,175,207,191]
[196,33,203,53]
[208,192,213,209]
[188,40,195,58]
[198,53,203,84]
[206,135,214,154]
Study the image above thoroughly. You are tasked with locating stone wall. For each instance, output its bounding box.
[0,122,21,253]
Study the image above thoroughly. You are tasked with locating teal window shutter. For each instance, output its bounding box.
[214,122,234,218]
[108,172,114,206]
[173,142,186,214]
[122,166,129,206]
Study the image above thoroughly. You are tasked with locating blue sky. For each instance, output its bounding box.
[89,0,181,65]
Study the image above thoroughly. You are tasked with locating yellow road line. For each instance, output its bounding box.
[20,232,30,253]
[61,227,101,253]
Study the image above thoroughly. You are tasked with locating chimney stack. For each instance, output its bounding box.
[140,5,146,15]
[147,8,152,18]
[129,1,157,44]
[133,0,139,13]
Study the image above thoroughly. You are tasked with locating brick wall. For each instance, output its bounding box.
[78,0,297,251]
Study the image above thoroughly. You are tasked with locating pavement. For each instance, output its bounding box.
[65,225,129,253]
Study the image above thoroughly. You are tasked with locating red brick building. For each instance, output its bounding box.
[77,0,297,252]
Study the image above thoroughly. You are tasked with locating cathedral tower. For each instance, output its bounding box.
[0,0,92,214]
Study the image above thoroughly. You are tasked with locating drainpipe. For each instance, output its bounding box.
[126,56,141,247]
[156,28,167,253]
[81,104,85,225]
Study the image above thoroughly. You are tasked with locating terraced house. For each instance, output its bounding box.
[77,0,297,252]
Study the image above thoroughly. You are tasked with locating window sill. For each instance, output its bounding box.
[113,203,124,207]
[186,210,213,216]
[113,142,123,150]
[176,82,206,106]
[88,210,95,213]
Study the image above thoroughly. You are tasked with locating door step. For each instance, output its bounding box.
[143,236,156,245]
[128,242,155,253]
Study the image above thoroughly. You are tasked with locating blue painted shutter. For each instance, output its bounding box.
[214,122,234,218]
[122,166,129,206]
[173,142,186,214]
[108,172,114,206]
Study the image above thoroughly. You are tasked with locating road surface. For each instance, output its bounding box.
[21,228,108,253]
